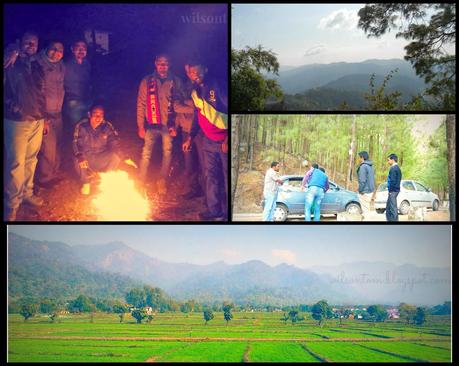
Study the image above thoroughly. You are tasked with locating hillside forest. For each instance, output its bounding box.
[231,114,456,219]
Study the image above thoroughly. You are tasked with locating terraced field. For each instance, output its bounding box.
[8,312,451,362]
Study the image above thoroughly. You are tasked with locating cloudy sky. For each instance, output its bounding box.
[232,4,412,66]
[9,225,451,269]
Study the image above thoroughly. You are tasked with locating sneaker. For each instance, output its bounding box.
[80,183,90,195]
[5,207,18,221]
[22,195,44,207]
[199,212,227,221]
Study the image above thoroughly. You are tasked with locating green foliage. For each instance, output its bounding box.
[68,295,92,313]
[231,46,283,111]
[365,69,403,110]
[203,309,214,325]
[19,303,37,321]
[222,303,234,325]
[311,300,332,326]
[113,303,127,323]
[399,303,417,325]
[131,309,147,324]
[358,3,455,110]
[287,309,305,325]
[414,307,427,325]
[430,301,451,316]
[367,305,388,322]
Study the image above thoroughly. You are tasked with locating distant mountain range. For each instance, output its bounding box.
[8,232,450,306]
[266,59,427,110]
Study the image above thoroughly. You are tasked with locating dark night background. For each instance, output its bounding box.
[3,3,228,120]
[3,3,228,221]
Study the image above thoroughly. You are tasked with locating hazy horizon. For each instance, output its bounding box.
[8,225,451,269]
[232,4,454,67]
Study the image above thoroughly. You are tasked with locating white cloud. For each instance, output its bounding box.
[304,44,326,57]
[272,249,297,264]
[318,9,359,31]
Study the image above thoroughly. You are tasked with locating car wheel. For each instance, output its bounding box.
[346,203,362,215]
[432,199,440,211]
[399,200,410,215]
[375,208,385,214]
[273,204,288,222]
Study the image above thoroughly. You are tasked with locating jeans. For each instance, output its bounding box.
[263,192,278,221]
[139,125,173,182]
[386,191,399,221]
[304,185,325,221]
[36,112,63,184]
[4,118,44,210]
[182,130,204,192]
[64,99,90,126]
[74,150,121,183]
[202,137,228,217]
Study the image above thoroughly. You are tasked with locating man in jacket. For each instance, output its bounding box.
[35,40,66,189]
[73,105,135,195]
[386,153,402,221]
[182,59,228,221]
[356,151,375,219]
[137,54,178,195]
[262,161,283,221]
[4,31,46,221]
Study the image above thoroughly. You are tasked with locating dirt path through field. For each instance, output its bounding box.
[145,342,196,362]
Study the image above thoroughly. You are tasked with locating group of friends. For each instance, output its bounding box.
[263,151,402,222]
[4,31,228,221]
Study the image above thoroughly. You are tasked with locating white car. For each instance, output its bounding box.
[374,180,440,215]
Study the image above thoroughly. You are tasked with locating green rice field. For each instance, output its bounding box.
[8,312,452,362]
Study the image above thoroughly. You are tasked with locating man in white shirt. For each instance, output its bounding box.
[262,161,283,221]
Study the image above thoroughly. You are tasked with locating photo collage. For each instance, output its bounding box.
[4,3,454,363]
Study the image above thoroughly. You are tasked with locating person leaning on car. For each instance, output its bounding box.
[356,151,375,219]
[386,153,402,222]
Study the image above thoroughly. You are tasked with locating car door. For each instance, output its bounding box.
[401,180,417,207]
[279,177,305,214]
[414,181,433,208]
[321,182,342,213]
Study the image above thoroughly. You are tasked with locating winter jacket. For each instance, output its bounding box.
[189,76,228,142]
[137,71,179,129]
[307,168,329,192]
[4,56,46,121]
[387,164,402,192]
[36,50,65,114]
[73,118,123,162]
[357,160,375,194]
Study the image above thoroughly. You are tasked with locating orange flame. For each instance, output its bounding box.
[92,170,150,221]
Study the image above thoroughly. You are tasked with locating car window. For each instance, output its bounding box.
[283,178,303,191]
[415,182,428,192]
[377,183,388,192]
[402,181,416,191]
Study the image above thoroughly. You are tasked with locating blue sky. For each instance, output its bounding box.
[232,4,411,66]
[9,225,451,269]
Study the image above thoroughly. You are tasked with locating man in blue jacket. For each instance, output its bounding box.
[386,153,402,221]
[302,164,329,221]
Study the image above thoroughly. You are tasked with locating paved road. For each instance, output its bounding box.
[233,209,450,222]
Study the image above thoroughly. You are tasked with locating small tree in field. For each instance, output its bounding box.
[222,304,233,325]
[131,309,147,324]
[203,309,214,325]
[146,315,154,324]
[414,307,427,326]
[20,304,37,321]
[113,304,127,323]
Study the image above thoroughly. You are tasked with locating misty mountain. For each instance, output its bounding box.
[8,233,142,301]
[275,59,425,94]
[8,233,450,306]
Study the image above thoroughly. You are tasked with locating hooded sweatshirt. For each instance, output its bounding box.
[357,160,375,194]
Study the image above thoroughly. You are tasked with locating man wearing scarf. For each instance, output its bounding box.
[137,54,178,195]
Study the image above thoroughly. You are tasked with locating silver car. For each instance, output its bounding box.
[374,180,441,215]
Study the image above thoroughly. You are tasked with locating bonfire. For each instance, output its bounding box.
[92,170,150,221]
